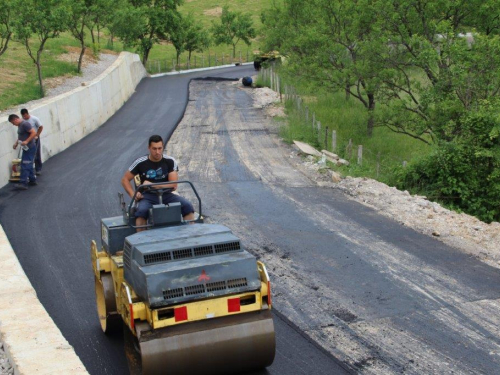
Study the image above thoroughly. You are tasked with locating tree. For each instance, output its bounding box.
[261,0,383,136]
[69,0,92,73]
[86,0,123,47]
[184,13,210,63]
[398,100,500,222]
[114,0,181,65]
[0,0,13,58]
[14,0,70,96]
[170,13,187,67]
[212,6,255,57]
[373,0,500,144]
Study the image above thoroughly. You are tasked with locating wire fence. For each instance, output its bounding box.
[145,50,253,74]
[257,66,410,179]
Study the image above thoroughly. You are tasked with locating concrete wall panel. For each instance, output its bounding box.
[0,52,146,188]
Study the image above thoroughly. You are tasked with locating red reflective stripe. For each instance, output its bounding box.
[129,304,135,330]
[268,281,272,307]
[228,298,240,313]
[175,306,188,322]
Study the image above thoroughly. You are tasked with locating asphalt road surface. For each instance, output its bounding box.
[0,66,351,375]
[168,79,500,374]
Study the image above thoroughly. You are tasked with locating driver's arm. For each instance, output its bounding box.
[166,171,178,190]
[121,170,141,199]
[140,171,178,190]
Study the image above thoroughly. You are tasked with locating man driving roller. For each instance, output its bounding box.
[121,135,194,231]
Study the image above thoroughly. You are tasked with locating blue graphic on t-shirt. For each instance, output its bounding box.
[146,168,164,180]
[146,169,157,179]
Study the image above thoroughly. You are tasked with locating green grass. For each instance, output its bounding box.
[265,69,432,184]
[0,34,81,110]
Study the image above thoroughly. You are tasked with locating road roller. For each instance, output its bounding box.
[91,181,275,374]
[9,149,21,182]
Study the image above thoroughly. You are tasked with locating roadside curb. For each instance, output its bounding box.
[0,225,88,375]
[150,62,253,78]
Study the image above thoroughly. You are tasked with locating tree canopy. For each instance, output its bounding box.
[262,0,500,221]
[212,6,255,56]
[114,0,182,65]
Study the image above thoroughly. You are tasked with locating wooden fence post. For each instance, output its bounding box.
[331,130,337,152]
[402,161,407,168]
[316,121,321,136]
[305,106,309,122]
[376,152,381,177]
[347,139,353,159]
[358,145,363,165]
[325,126,329,148]
[278,77,282,102]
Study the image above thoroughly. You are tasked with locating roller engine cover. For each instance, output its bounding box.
[123,224,261,308]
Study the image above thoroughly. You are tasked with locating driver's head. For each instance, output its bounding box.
[148,135,164,162]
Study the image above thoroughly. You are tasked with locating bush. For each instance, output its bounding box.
[397,104,500,222]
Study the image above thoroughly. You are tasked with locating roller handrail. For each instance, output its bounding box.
[128,181,202,228]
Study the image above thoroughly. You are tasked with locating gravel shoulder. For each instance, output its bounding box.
[248,82,500,269]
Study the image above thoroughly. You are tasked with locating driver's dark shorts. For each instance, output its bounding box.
[135,192,194,218]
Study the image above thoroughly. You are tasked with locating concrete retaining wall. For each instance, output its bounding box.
[0,52,146,188]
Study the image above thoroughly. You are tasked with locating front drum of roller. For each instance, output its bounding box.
[139,310,275,375]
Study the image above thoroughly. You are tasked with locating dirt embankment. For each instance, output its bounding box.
[247,81,500,268]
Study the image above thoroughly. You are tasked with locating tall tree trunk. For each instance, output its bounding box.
[97,24,101,44]
[90,26,95,45]
[0,31,12,57]
[142,47,151,65]
[367,92,375,137]
[78,42,85,73]
[345,84,351,101]
[188,50,192,63]
[36,61,43,96]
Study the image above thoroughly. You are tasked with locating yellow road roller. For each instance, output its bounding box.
[9,149,21,182]
[91,181,275,374]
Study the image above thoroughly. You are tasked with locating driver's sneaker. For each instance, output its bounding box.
[28,181,38,186]
[36,171,42,176]
[14,184,28,190]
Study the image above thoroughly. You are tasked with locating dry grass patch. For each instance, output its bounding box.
[204,7,222,17]
[58,46,98,68]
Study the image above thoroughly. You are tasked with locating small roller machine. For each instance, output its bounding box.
[9,148,21,182]
[91,181,275,374]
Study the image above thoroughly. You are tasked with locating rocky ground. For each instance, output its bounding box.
[0,344,13,375]
[246,79,500,269]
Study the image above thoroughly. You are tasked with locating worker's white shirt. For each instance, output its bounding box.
[26,115,42,132]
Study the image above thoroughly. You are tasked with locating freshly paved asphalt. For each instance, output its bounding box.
[0,66,351,375]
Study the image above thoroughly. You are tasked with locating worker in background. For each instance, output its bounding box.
[121,134,195,231]
[8,114,37,190]
[21,108,43,175]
